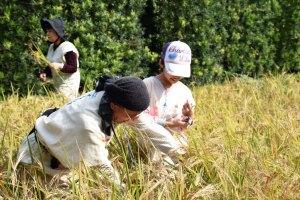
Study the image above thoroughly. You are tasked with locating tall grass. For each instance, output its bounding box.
[0,74,299,199]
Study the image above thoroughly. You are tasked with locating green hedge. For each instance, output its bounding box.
[146,0,300,83]
[0,0,299,96]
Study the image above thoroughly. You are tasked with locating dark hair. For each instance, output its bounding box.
[160,42,172,60]
[159,42,172,71]
[42,21,53,30]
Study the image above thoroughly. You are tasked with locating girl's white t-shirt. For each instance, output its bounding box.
[143,76,195,132]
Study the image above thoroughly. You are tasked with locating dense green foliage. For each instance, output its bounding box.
[146,0,300,82]
[0,0,156,95]
[0,0,299,95]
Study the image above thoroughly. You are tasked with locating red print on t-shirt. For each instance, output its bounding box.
[149,106,158,117]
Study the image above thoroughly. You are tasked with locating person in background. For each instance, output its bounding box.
[16,76,150,187]
[134,41,195,165]
[38,18,80,100]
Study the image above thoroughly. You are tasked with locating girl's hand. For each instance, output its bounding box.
[165,117,189,130]
[182,101,193,117]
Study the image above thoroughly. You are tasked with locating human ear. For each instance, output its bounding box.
[110,102,122,112]
[110,102,116,111]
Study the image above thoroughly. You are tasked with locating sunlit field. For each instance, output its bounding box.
[0,74,299,199]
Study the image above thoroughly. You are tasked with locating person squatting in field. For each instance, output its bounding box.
[38,18,80,100]
[131,41,196,165]
[16,76,187,187]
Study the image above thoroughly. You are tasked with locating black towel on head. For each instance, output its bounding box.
[97,76,150,136]
[105,76,150,112]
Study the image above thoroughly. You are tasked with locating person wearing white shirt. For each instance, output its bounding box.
[16,76,151,187]
[38,18,80,100]
[133,41,196,165]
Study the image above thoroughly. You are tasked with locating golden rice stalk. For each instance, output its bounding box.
[28,41,65,82]
[29,42,50,67]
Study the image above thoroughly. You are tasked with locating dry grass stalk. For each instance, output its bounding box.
[29,41,50,67]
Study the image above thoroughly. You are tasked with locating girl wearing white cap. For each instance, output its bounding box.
[135,41,196,165]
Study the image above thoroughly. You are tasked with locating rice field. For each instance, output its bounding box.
[0,74,299,199]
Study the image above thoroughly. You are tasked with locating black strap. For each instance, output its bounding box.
[41,107,59,117]
[28,107,59,136]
